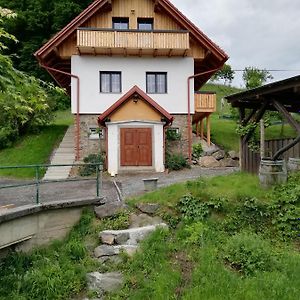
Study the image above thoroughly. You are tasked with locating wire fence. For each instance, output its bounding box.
[0,163,103,208]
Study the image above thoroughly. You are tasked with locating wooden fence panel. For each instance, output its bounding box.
[241,138,300,174]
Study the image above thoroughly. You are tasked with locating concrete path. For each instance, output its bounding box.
[43,126,75,180]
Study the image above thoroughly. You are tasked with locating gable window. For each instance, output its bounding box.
[112,17,129,30]
[138,18,153,31]
[100,71,121,93]
[146,72,167,94]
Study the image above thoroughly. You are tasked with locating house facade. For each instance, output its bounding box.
[35,0,228,175]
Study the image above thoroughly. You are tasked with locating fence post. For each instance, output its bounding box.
[35,166,40,204]
[96,164,100,198]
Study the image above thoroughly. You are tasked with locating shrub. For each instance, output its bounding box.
[192,143,203,159]
[79,153,104,176]
[166,128,181,141]
[269,173,300,239]
[222,231,279,276]
[165,153,189,171]
[183,221,208,246]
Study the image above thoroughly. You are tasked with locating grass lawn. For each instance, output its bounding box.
[0,172,299,299]
[0,110,73,178]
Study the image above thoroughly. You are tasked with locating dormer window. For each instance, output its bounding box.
[138,18,153,31]
[112,17,129,30]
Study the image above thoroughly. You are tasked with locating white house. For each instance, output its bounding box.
[35,0,228,175]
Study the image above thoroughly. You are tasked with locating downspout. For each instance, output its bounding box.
[187,67,222,163]
[39,63,81,161]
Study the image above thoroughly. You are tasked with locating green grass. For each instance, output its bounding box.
[0,110,73,178]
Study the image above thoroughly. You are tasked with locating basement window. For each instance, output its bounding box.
[89,127,105,140]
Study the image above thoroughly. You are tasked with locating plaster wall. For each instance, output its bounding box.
[71,56,194,114]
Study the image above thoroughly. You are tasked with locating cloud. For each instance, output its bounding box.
[172,0,300,86]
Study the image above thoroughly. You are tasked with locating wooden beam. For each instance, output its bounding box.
[273,134,300,160]
[273,100,300,132]
[207,114,211,146]
[242,102,269,144]
[168,49,173,57]
[76,47,81,55]
[242,108,258,126]
[92,47,96,56]
[153,49,158,57]
[139,48,142,57]
[183,49,189,57]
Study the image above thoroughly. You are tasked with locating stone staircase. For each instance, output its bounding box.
[43,126,75,181]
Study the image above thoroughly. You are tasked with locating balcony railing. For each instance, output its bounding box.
[194,92,217,113]
[77,28,189,56]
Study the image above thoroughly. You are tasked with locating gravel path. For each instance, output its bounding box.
[114,166,239,199]
[0,166,238,208]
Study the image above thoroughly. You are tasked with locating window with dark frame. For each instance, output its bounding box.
[112,17,129,30]
[146,72,167,94]
[138,18,153,31]
[100,71,121,93]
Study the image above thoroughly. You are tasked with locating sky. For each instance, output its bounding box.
[172,0,300,87]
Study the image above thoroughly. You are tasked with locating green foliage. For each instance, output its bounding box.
[183,221,208,246]
[269,173,300,239]
[210,64,235,85]
[242,67,273,89]
[166,128,181,141]
[100,212,130,231]
[192,143,203,159]
[79,153,105,176]
[165,152,189,171]
[223,231,279,276]
[0,210,98,300]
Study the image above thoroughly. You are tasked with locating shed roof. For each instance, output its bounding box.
[225,75,300,113]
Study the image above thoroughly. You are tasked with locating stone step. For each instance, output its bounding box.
[99,223,168,246]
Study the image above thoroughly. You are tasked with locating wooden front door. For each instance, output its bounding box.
[120,128,152,166]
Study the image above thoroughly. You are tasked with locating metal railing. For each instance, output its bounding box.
[0,163,103,206]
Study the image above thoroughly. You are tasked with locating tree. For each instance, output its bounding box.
[242,67,273,89]
[211,64,235,85]
[0,8,64,148]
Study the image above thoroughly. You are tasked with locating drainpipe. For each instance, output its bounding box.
[39,63,81,161]
[187,67,222,163]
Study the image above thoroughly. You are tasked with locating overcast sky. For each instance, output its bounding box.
[172,0,300,87]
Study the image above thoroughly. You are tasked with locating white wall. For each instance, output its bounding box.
[107,121,165,175]
[71,56,194,114]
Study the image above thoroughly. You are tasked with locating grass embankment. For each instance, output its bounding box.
[0,172,299,299]
[114,172,300,299]
[201,83,297,151]
[0,110,73,178]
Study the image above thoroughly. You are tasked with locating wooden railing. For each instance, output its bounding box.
[194,92,216,113]
[77,28,189,52]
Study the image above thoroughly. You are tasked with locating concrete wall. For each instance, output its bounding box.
[0,199,102,254]
[71,56,194,114]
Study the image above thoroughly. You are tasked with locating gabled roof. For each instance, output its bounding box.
[98,85,174,126]
[35,0,228,62]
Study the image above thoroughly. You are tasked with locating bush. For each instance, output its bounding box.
[79,153,104,176]
[192,143,203,159]
[165,153,189,171]
[222,231,279,276]
[269,173,300,239]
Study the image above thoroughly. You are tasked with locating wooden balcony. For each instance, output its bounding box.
[77,28,189,56]
[194,92,216,113]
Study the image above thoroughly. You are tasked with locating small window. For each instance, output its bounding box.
[100,71,121,93]
[112,17,129,30]
[146,72,167,94]
[138,18,153,30]
[89,127,105,140]
[166,128,181,141]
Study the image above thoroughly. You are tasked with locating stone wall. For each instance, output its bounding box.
[76,114,106,160]
[167,114,190,158]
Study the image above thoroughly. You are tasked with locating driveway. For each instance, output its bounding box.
[0,166,238,209]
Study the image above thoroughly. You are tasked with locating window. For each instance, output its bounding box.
[146,72,167,93]
[89,127,105,140]
[112,17,129,30]
[100,71,121,93]
[138,18,153,30]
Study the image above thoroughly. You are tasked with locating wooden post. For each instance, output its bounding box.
[196,122,200,137]
[200,119,204,139]
[207,114,211,146]
[260,119,265,159]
